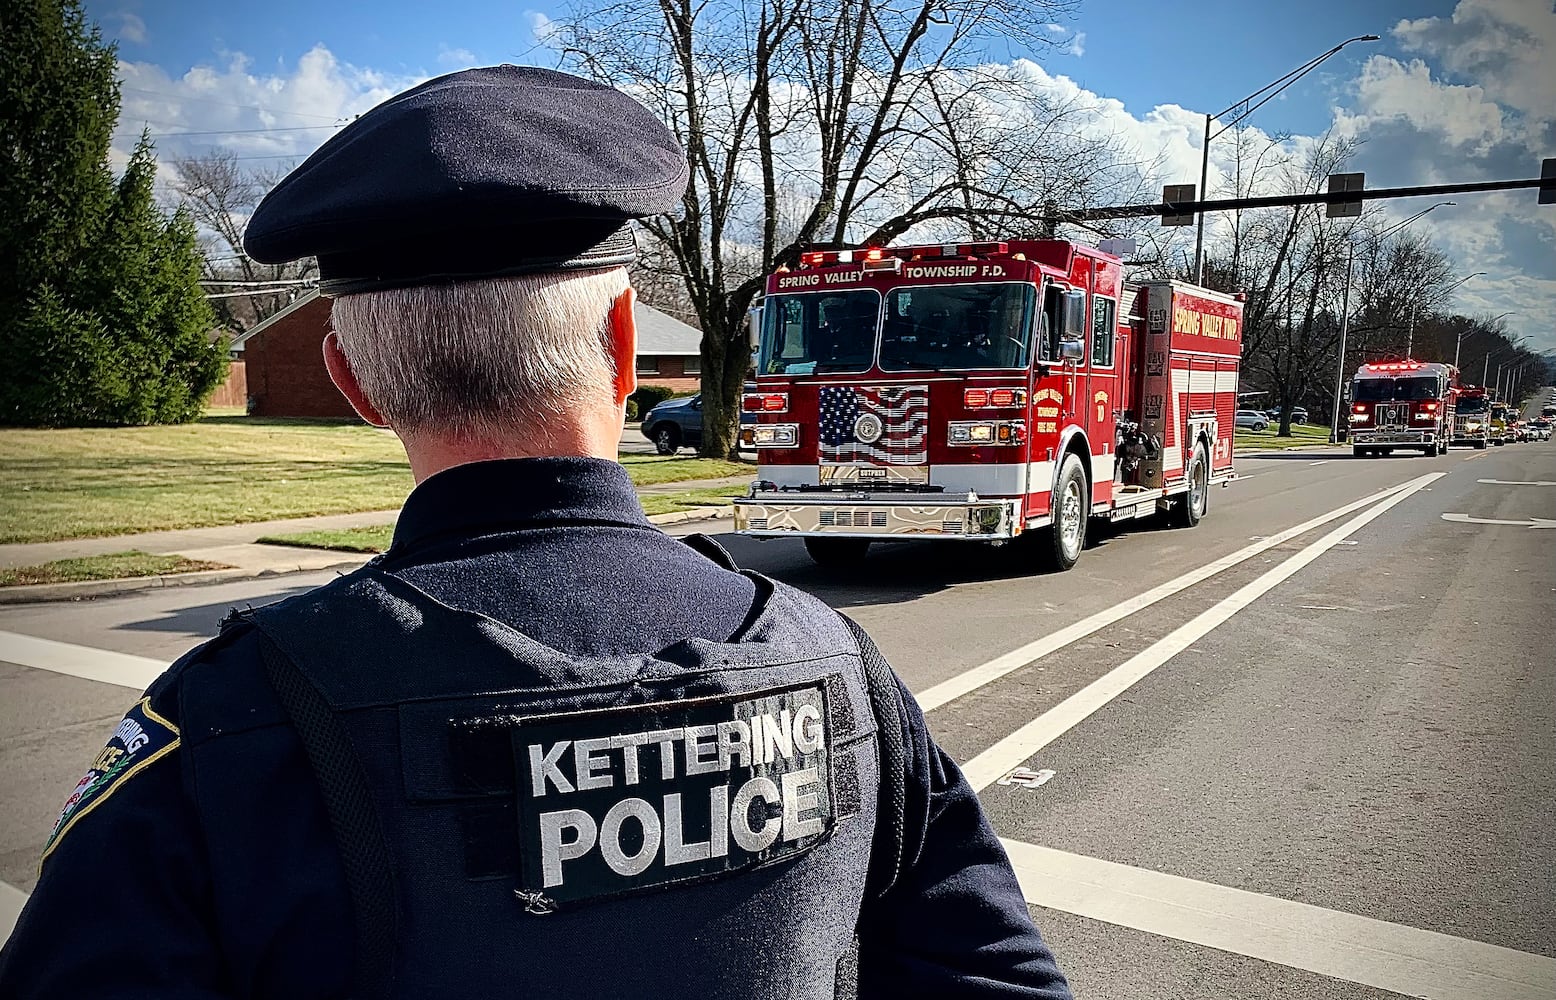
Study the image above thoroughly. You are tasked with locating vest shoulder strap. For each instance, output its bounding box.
[256,628,397,999]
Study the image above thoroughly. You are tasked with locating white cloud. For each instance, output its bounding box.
[1062,31,1086,58]
[436,45,478,69]
[114,11,147,44]
[527,10,559,48]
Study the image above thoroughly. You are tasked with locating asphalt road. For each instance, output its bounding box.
[3,424,1554,999]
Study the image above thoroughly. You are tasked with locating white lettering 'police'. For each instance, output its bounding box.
[536,768,825,888]
[525,706,824,797]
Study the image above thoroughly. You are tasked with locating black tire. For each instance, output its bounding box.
[803,536,870,567]
[652,424,681,455]
[1353,447,1372,458]
[1039,453,1089,572]
[1474,440,1487,450]
[1254,422,1268,432]
[1173,443,1209,528]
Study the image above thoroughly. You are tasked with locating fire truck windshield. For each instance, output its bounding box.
[759,290,880,375]
[879,283,1035,371]
[1352,375,1441,402]
[1457,395,1489,413]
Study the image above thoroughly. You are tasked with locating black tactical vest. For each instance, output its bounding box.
[245,565,884,999]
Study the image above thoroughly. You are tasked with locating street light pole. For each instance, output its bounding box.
[1192,34,1379,285]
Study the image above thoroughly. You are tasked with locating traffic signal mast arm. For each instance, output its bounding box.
[1061,173,1555,223]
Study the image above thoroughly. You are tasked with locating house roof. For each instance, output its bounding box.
[633,302,701,356]
[229,287,702,358]
[228,289,323,351]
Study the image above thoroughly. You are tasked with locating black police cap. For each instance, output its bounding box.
[243,65,688,295]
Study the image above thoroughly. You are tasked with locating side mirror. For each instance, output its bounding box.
[1059,339,1085,361]
[1063,290,1088,340]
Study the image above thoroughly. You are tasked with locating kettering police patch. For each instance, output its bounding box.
[42,697,179,861]
[511,682,834,911]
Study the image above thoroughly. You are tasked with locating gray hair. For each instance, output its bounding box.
[329,267,629,437]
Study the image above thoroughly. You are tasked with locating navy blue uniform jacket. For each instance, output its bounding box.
[0,458,1071,999]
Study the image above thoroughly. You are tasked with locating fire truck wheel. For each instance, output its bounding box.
[1040,453,1089,572]
[803,536,871,567]
[1173,445,1208,528]
[1474,440,1488,449]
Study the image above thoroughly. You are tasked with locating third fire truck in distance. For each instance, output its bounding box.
[1451,384,1491,449]
[1489,401,1513,444]
[1346,360,1459,458]
[731,239,1244,571]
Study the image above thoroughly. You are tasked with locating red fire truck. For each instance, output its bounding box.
[1346,360,1459,458]
[1450,383,1490,449]
[731,239,1244,570]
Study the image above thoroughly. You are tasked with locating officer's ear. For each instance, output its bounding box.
[322,332,389,427]
[607,285,639,408]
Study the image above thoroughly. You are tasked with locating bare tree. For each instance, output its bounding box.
[552,0,1132,457]
[169,152,316,332]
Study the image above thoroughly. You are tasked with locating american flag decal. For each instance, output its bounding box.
[819,384,929,464]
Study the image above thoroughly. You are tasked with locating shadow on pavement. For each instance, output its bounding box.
[114,586,321,636]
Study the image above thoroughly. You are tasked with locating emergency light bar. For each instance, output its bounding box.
[742,393,790,413]
[963,387,1028,409]
[797,242,1012,269]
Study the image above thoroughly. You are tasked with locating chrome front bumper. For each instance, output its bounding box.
[1350,428,1434,445]
[733,490,1024,539]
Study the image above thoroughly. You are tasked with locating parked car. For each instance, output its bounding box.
[1264,407,1308,424]
[641,388,757,454]
[1235,409,1270,432]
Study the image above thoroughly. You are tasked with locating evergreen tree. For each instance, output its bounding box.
[0,0,225,426]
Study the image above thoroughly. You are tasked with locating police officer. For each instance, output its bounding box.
[0,66,1071,999]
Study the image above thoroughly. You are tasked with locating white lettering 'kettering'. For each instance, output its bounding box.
[574,737,614,791]
[530,741,574,797]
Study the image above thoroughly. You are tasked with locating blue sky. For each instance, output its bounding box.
[87,0,1555,352]
[97,0,1447,140]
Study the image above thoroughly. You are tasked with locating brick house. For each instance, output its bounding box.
[233,289,704,418]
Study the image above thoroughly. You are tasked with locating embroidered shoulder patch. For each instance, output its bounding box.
[42,697,180,861]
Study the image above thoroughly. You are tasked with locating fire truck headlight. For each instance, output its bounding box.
[949,421,1023,446]
[1466,421,1481,431]
[750,424,799,447]
[971,506,1004,534]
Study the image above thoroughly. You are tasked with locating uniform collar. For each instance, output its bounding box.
[390,457,652,552]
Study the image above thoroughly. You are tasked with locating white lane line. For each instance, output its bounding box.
[1442,513,1556,529]
[0,631,163,690]
[1309,460,1329,466]
[1477,478,1556,486]
[2,880,26,945]
[916,473,1438,713]
[961,472,1444,791]
[1002,840,1556,1000]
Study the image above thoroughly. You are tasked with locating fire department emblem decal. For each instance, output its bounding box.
[854,412,884,444]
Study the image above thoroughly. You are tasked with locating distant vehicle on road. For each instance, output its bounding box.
[641,389,757,454]
[1347,360,1457,457]
[1235,409,1270,432]
[1530,418,1552,441]
[1451,385,1490,449]
[1542,404,1556,419]
[1489,402,1512,445]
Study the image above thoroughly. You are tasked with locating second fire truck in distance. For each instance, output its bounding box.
[1346,360,1459,458]
[732,239,1244,571]
[1451,384,1491,449]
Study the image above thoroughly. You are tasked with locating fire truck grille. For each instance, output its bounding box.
[819,509,889,528]
[1376,403,1406,426]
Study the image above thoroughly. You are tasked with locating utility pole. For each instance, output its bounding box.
[1329,240,1354,443]
[1406,301,1416,359]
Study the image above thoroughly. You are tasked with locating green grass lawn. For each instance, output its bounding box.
[1233,422,1332,450]
[0,551,229,587]
[259,485,749,553]
[0,415,750,544]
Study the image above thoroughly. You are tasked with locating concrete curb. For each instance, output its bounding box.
[1233,443,1335,457]
[0,507,736,605]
